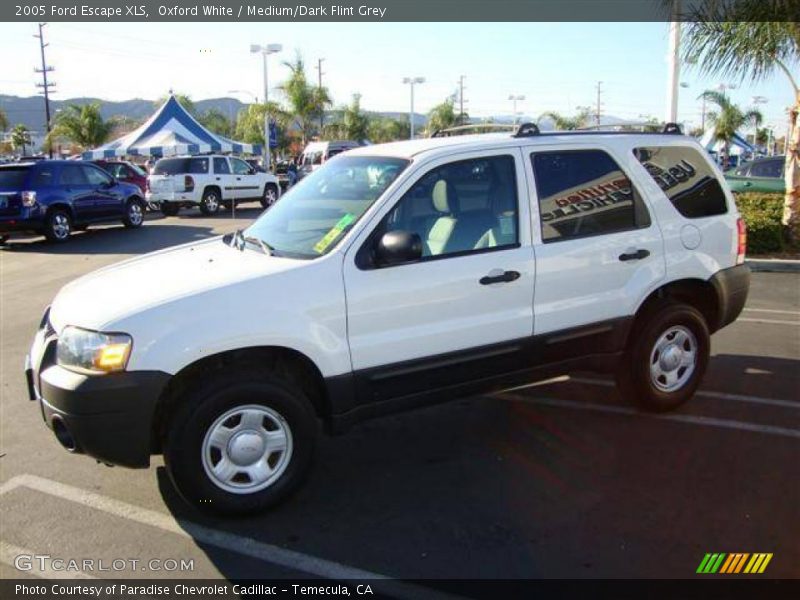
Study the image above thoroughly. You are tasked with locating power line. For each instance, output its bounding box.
[34,23,56,157]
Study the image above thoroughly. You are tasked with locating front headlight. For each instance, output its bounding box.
[56,326,132,374]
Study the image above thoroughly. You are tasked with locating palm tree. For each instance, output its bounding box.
[538,107,592,130]
[699,90,763,166]
[279,53,332,145]
[234,102,291,154]
[198,108,233,138]
[681,2,800,237]
[10,124,31,154]
[426,99,458,134]
[326,95,370,141]
[50,103,113,150]
[368,116,410,143]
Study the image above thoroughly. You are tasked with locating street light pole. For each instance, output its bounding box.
[403,77,425,139]
[751,95,768,154]
[508,94,525,125]
[251,43,282,172]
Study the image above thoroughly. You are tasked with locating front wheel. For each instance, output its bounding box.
[616,302,709,412]
[260,184,278,209]
[163,370,317,515]
[123,198,145,228]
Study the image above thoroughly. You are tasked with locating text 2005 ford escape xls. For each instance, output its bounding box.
[26,125,750,514]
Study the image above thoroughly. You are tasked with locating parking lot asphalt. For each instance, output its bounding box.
[0,209,798,583]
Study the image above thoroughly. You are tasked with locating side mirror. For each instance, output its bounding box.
[375,231,423,266]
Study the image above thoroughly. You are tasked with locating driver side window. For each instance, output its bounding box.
[82,166,113,186]
[381,155,519,259]
[231,159,251,175]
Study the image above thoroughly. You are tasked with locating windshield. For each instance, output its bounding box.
[243,155,408,258]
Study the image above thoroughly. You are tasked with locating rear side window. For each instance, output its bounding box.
[213,157,230,174]
[634,146,728,219]
[31,166,56,186]
[0,167,31,188]
[153,157,209,175]
[59,164,88,186]
[531,149,650,243]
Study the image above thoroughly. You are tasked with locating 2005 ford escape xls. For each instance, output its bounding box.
[26,124,750,514]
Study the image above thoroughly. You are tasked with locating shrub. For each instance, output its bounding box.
[733,192,785,255]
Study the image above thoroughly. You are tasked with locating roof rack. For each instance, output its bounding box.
[430,123,516,138]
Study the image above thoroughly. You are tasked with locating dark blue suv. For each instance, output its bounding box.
[0,160,146,243]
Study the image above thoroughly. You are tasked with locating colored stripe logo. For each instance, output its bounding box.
[697,552,773,574]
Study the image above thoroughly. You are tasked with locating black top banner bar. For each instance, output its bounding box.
[4,0,798,23]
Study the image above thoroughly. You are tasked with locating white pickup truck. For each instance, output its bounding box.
[146,154,280,216]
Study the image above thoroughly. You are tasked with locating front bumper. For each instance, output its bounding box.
[27,331,170,468]
[710,263,751,332]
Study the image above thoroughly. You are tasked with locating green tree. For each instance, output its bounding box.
[426,98,458,135]
[234,102,291,154]
[325,95,370,141]
[368,116,410,143]
[198,108,233,138]
[50,103,113,149]
[11,124,32,154]
[0,108,8,132]
[700,90,763,165]
[538,107,592,130]
[156,93,196,116]
[681,2,800,237]
[279,53,332,144]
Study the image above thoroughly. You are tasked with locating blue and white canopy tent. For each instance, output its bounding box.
[81,95,261,160]
[699,126,755,156]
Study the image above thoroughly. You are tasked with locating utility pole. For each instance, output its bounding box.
[316,58,326,130]
[595,81,603,127]
[34,23,56,157]
[665,2,682,123]
[457,75,466,125]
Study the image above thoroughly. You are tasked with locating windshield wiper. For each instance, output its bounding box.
[244,235,273,256]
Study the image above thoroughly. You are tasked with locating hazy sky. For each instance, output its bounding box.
[1,21,795,132]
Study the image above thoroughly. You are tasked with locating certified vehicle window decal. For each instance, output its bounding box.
[313,213,356,254]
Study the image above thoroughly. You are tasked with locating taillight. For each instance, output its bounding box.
[736,217,747,264]
[21,191,37,207]
[184,175,194,192]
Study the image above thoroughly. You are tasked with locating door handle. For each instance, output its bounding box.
[479,270,520,285]
[618,248,650,262]
[215,177,221,181]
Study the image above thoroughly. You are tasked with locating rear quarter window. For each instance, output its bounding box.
[0,167,31,188]
[633,146,728,219]
[153,157,209,175]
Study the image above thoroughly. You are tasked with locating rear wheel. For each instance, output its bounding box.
[161,203,180,217]
[260,184,278,209]
[616,302,709,412]
[44,209,72,243]
[123,198,145,228]
[163,368,317,515]
[200,189,221,215]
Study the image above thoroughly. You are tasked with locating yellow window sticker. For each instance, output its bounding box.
[313,213,357,254]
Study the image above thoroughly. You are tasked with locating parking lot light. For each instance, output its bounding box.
[251,43,283,170]
[403,77,425,139]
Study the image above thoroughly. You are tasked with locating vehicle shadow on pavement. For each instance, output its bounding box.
[0,223,221,255]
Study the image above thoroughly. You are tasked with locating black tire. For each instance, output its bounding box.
[221,200,233,211]
[200,188,221,215]
[123,198,145,228]
[163,368,318,515]
[44,209,72,243]
[161,203,180,217]
[260,184,279,209]
[616,301,710,412]
[0,235,8,245]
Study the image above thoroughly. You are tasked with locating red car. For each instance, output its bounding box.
[92,160,147,194]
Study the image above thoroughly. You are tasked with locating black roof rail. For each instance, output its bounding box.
[513,122,540,137]
[663,122,682,134]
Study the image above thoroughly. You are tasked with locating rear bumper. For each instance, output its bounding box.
[0,211,44,233]
[31,363,170,468]
[710,263,751,331]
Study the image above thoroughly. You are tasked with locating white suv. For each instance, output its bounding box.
[26,124,750,514]
[146,154,280,216]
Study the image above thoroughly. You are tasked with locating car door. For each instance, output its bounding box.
[230,157,261,200]
[343,149,535,404]
[212,157,235,201]
[57,164,96,221]
[526,145,665,341]
[82,164,121,218]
